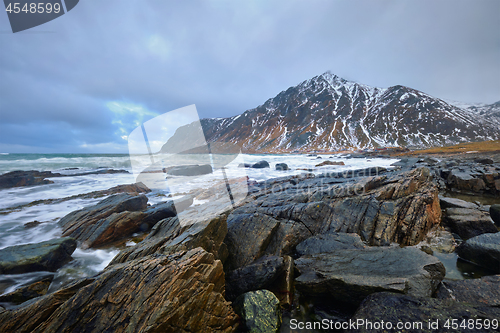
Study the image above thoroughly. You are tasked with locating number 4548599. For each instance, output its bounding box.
[5,2,61,14]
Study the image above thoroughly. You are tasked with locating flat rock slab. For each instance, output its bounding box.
[437,275,500,307]
[0,238,76,274]
[234,290,281,333]
[295,246,445,306]
[295,233,365,256]
[439,196,478,209]
[456,232,500,273]
[347,292,500,333]
[445,207,497,240]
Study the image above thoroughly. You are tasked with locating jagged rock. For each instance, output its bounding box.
[417,229,456,253]
[275,163,289,171]
[439,196,477,209]
[0,248,238,333]
[269,255,294,307]
[295,246,445,306]
[225,256,285,301]
[295,233,365,256]
[167,164,213,176]
[444,207,498,240]
[252,161,270,168]
[62,196,192,249]
[58,193,148,247]
[490,204,500,226]
[0,276,53,305]
[347,292,500,333]
[315,160,345,167]
[456,233,500,273]
[0,238,76,274]
[225,168,441,269]
[0,278,95,333]
[233,290,281,333]
[0,170,54,189]
[437,275,500,306]
[110,196,232,265]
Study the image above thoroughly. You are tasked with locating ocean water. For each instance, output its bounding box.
[0,153,398,298]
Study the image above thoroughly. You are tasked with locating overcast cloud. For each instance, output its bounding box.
[0,0,499,153]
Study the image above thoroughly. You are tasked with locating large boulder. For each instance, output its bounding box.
[447,169,487,193]
[347,292,500,333]
[295,246,445,306]
[0,238,76,274]
[456,232,500,273]
[59,193,148,241]
[490,204,500,226]
[437,275,500,306]
[224,168,441,270]
[0,248,239,333]
[444,207,498,240]
[167,164,213,176]
[233,290,281,333]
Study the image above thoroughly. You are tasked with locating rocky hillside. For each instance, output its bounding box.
[162,72,500,153]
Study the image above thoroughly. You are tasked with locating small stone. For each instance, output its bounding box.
[233,290,281,333]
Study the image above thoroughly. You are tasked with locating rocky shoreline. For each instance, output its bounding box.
[0,153,499,332]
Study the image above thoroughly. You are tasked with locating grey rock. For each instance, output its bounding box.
[348,292,500,333]
[252,160,270,168]
[439,196,477,209]
[295,233,365,256]
[456,232,500,273]
[167,164,213,176]
[444,207,498,240]
[437,275,500,306]
[233,290,281,333]
[475,158,494,165]
[275,163,289,171]
[0,276,53,305]
[225,256,285,301]
[295,246,445,306]
[0,238,76,274]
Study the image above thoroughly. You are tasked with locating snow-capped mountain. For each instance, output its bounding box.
[163,72,500,153]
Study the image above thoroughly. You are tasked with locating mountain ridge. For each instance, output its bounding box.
[162,72,500,153]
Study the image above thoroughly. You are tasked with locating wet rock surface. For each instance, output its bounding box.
[0,238,76,274]
[233,290,281,333]
[456,232,500,273]
[0,248,238,333]
[348,292,500,333]
[490,204,500,226]
[0,170,54,189]
[437,275,500,306]
[275,163,289,171]
[0,276,53,305]
[295,246,445,306]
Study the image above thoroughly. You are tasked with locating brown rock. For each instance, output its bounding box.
[0,276,53,305]
[315,160,345,167]
[35,248,237,333]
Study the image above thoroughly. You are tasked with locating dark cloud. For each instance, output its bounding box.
[0,0,498,152]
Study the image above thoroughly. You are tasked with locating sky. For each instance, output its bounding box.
[0,0,499,153]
